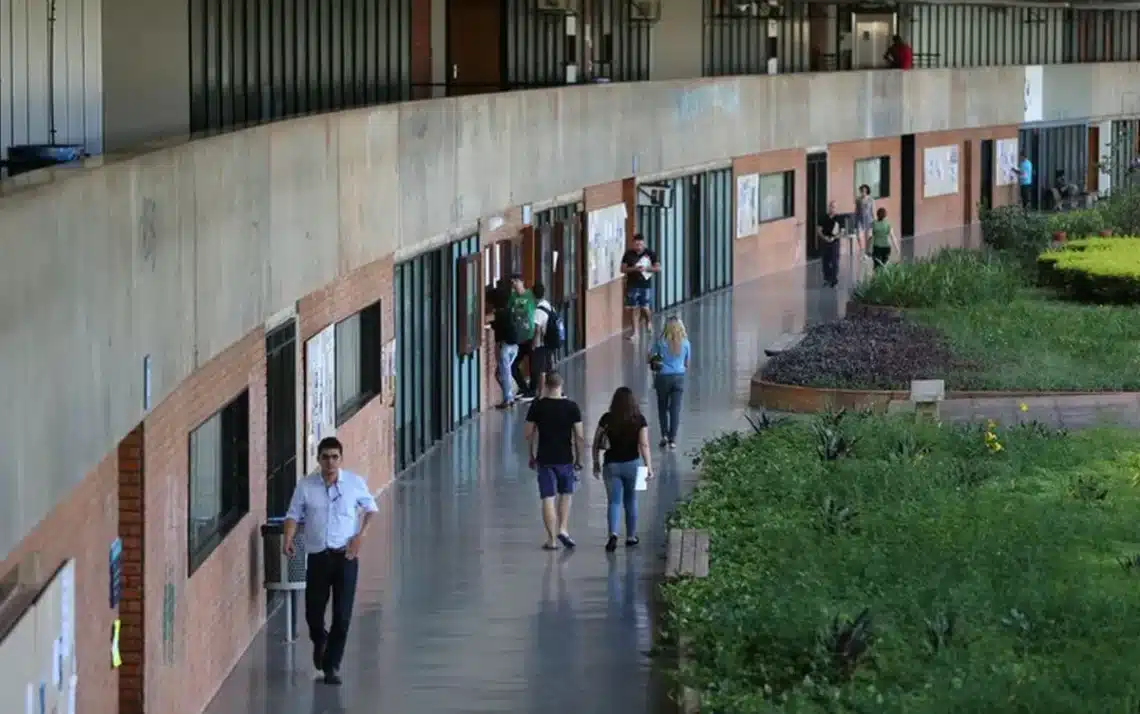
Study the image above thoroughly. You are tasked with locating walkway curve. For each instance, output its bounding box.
[201,230,973,714]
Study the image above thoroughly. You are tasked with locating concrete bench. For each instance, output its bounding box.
[763,332,804,357]
[665,528,710,713]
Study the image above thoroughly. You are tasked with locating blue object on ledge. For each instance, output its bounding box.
[3,143,85,178]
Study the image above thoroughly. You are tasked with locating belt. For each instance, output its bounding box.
[315,547,347,555]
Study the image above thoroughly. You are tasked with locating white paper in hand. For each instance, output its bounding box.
[635,466,649,491]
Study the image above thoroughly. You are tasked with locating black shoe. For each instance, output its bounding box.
[322,669,342,685]
[312,643,325,671]
[557,533,577,549]
[626,536,640,547]
[605,535,618,552]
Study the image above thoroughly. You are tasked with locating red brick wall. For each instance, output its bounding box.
[828,137,903,230]
[583,179,632,348]
[118,425,145,714]
[732,149,807,283]
[142,329,267,714]
[913,126,1019,236]
[298,256,395,495]
[0,455,120,714]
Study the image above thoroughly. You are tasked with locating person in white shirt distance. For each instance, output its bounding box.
[283,436,379,686]
[531,282,556,398]
[620,234,661,341]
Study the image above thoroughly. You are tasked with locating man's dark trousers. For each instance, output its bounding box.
[821,239,841,285]
[305,549,360,672]
[512,339,534,394]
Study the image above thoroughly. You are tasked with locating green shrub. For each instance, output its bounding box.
[664,416,1140,712]
[1098,185,1140,235]
[1038,236,1140,303]
[1045,207,1107,237]
[979,205,1050,263]
[852,248,1024,308]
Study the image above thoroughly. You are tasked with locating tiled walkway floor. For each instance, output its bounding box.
[203,230,978,714]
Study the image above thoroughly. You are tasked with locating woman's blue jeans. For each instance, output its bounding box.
[604,459,641,536]
[654,373,685,441]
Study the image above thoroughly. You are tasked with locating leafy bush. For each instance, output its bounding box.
[1098,185,1140,235]
[1038,237,1140,303]
[663,416,1140,712]
[852,248,1024,308]
[761,314,959,389]
[1045,207,1107,237]
[979,204,1050,264]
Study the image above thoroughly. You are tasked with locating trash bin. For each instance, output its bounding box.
[261,517,307,641]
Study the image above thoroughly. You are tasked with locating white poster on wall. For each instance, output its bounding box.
[1024,65,1044,123]
[586,203,629,290]
[996,138,1020,186]
[305,325,337,473]
[922,145,960,198]
[735,173,760,239]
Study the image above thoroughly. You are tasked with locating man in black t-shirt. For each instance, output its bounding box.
[523,372,585,550]
[620,234,661,341]
[817,200,842,288]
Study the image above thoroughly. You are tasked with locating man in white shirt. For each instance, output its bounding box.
[283,436,378,685]
[530,283,557,397]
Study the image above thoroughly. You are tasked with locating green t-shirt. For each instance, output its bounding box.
[507,290,536,341]
[871,219,892,248]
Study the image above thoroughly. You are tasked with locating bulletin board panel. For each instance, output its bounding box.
[923,144,961,198]
[0,560,77,714]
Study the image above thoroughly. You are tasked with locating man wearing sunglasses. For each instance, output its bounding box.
[283,436,378,685]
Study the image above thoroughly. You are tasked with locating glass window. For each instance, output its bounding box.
[759,171,795,222]
[188,391,250,574]
[855,156,891,199]
[334,300,383,425]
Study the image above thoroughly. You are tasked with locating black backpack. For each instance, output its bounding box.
[539,305,564,348]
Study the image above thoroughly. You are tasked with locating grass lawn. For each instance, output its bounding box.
[761,249,1140,391]
[909,292,1140,390]
[663,413,1140,713]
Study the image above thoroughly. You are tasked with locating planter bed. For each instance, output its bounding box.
[661,412,1140,712]
[759,301,1140,395]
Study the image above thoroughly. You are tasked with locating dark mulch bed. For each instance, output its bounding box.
[761,314,969,390]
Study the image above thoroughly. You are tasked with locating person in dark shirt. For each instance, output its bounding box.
[884,35,913,69]
[523,372,585,550]
[490,284,520,409]
[817,200,843,288]
[592,386,653,552]
[620,234,661,341]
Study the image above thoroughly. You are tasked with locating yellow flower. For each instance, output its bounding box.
[1019,403,1029,413]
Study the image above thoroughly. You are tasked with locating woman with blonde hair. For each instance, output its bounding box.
[647,316,691,449]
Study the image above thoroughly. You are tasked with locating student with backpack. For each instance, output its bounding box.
[491,285,521,409]
[530,283,564,399]
[507,274,537,401]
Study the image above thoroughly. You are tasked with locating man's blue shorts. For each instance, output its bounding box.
[536,464,576,499]
[625,286,653,309]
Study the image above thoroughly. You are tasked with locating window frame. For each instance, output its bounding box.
[758,170,795,223]
[854,156,891,199]
[456,253,483,357]
[334,300,384,426]
[187,390,251,575]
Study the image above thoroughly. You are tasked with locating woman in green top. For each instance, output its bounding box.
[869,207,898,271]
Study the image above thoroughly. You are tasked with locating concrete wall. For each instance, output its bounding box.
[1,63,1140,562]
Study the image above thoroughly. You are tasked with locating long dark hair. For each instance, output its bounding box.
[606,387,642,435]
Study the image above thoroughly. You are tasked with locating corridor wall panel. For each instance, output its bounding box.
[189,0,412,133]
[0,0,103,160]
